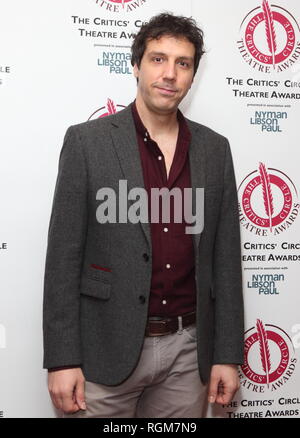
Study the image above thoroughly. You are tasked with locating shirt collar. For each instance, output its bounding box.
[130,99,191,146]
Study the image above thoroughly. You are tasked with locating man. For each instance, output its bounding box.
[43,13,244,418]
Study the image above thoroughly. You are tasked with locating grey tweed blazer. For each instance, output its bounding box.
[43,105,244,385]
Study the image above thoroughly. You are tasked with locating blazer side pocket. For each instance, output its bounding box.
[80,278,111,300]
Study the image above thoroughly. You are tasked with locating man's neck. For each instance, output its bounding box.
[135,95,179,140]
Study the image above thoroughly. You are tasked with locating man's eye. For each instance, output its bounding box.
[179,61,189,67]
[153,57,163,62]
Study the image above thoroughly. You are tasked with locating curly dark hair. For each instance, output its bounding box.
[131,12,205,76]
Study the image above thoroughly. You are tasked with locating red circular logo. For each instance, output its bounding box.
[237,0,300,73]
[242,323,289,385]
[240,319,296,391]
[238,162,299,236]
[242,172,292,229]
[245,10,295,67]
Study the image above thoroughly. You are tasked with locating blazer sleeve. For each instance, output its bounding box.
[212,139,245,365]
[43,126,88,369]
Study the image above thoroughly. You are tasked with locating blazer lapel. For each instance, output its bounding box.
[187,121,206,251]
[110,106,151,249]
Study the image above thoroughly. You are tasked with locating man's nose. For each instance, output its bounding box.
[162,61,176,80]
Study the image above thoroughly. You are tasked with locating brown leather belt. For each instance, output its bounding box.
[145,311,196,337]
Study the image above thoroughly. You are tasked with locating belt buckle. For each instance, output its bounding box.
[159,319,174,336]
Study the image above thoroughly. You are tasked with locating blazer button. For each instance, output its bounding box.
[143,253,149,262]
[139,295,146,304]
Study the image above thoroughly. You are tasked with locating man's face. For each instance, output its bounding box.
[133,35,195,114]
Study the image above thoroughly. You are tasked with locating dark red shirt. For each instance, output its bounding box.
[131,101,197,317]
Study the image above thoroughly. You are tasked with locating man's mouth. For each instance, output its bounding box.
[155,86,177,95]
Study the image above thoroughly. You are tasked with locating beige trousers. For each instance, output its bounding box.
[63,323,208,418]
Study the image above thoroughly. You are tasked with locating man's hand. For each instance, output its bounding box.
[48,368,86,414]
[208,364,240,405]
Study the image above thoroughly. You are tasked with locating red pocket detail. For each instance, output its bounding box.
[90,264,112,272]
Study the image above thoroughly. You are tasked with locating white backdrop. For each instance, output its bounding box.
[0,0,299,418]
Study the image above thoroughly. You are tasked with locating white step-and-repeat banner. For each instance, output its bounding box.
[0,0,299,418]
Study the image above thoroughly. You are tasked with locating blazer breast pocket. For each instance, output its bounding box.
[87,264,112,283]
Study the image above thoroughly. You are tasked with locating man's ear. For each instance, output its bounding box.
[133,63,139,79]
